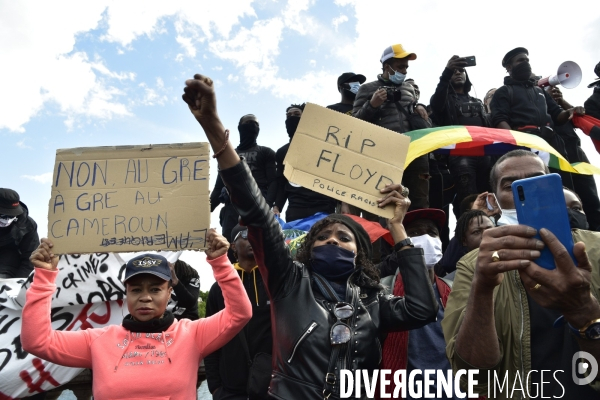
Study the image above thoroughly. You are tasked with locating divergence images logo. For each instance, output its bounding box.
[572,351,598,385]
[132,257,162,268]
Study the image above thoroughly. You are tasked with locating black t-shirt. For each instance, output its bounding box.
[327,102,354,116]
[274,143,336,212]
[210,144,276,211]
[528,294,600,398]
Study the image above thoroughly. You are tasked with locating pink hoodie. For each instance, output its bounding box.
[21,253,252,400]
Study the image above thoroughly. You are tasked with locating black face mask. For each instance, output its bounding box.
[511,61,532,82]
[342,88,357,101]
[122,310,175,333]
[238,122,259,150]
[568,209,589,230]
[310,245,356,281]
[285,116,301,139]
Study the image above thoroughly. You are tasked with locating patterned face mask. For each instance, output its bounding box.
[0,216,17,228]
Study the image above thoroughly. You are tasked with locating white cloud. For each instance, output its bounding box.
[91,58,136,81]
[101,2,256,47]
[16,140,32,149]
[0,3,134,132]
[21,172,53,185]
[137,78,168,106]
[176,35,197,58]
[0,1,256,132]
[332,15,348,31]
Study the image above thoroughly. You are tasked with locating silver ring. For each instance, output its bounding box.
[401,187,409,198]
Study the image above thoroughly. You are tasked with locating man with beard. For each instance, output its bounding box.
[430,56,492,219]
[327,72,366,115]
[442,150,600,399]
[271,104,336,221]
[210,114,276,245]
[490,48,585,155]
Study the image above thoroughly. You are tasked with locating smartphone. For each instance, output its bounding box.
[463,56,476,67]
[512,174,575,270]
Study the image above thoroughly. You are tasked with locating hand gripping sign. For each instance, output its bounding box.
[283,103,410,219]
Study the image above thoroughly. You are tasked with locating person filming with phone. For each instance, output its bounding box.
[430,55,493,219]
[442,150,600,399]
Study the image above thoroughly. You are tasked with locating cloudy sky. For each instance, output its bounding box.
[2,0,599,290]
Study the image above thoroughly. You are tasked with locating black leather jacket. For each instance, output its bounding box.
[220,160,438,400]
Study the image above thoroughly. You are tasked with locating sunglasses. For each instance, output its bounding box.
[330,302,355,345]
[234,230,248,241]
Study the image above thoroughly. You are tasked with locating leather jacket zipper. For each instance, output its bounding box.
[288,322,318,363]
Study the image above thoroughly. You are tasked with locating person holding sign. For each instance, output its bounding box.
[21,231,251,400]
[182,73,437,399]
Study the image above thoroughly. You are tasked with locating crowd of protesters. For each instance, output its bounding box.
[15,44,600,399]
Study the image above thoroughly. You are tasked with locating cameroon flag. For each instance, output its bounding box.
[404,125,600,175]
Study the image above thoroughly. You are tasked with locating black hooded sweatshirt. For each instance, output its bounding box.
[430,67,489,127]
[204,267,272,396]
[0,202,39,278]
[490,76,563,130]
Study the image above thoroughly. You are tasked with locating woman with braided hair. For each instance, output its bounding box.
[182,74,438,400]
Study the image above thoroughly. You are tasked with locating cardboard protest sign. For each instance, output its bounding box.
[283,103,410,218]
[48,143,210,254]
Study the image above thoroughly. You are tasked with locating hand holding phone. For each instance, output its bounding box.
[512,174,575,270]
[463,56,476,67]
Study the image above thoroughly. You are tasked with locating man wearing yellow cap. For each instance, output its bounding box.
[353,43,431,211]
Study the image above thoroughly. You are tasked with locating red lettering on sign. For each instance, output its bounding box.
[19,358,60,394]
[66,300,113,331]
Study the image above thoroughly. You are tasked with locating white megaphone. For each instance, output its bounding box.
[537,61,582,89]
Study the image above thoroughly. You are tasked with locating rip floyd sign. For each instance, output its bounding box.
[283,103,410,218]
[48,143,210,254]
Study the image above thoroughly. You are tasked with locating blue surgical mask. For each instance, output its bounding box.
[348,82,361,94]
[388,68,406,85]
[310,245,356,281]
[496,209,519,226]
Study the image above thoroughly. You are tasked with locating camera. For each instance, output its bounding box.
[381,86,402,103]
[457,101,484,117]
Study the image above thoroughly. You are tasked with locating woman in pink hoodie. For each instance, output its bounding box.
[21,229,252,400]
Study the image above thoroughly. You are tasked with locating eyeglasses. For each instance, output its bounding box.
[234,230,248,241]
[330,302,355,345]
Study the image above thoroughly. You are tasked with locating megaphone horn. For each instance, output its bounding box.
[537,61,582,89]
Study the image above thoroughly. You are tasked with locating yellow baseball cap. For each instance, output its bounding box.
[380,44,417,63]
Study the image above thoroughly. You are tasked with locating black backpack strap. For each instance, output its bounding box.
[506,84,514,105]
